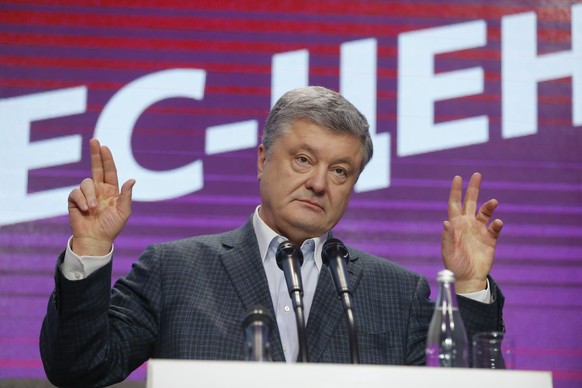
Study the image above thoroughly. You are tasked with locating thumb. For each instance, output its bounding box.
[119,179,136,214]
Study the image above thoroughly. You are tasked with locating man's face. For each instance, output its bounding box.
[257,119,363,245]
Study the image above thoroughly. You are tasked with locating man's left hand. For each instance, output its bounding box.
[442,172,504,293]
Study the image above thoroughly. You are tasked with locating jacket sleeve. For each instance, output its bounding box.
[40,246,163,387]
[405,275,433,365]
[458,276,506,339]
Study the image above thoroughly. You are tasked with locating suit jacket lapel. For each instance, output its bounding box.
[306,249,363,362]
[218,219,285,362]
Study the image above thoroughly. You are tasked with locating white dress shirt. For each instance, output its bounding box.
[252,206,326,362]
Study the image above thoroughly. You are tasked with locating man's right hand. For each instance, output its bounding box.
[67,139,136,257]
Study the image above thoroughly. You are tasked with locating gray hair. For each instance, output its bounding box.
[262,86,373,171]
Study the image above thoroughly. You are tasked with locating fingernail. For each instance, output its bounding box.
[81,203,88,211]
[90,200,97,208]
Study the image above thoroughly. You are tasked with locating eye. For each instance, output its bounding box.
[332,167,349,182]
[296,155,310,165]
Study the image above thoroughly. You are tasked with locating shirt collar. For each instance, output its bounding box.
[253,205,325,271]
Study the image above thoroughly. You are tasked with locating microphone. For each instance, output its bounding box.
[276,241,309,362]
[322,238,359,364]
[241,306,275,361]
[276,241,304,297]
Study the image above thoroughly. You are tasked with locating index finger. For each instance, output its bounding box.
[448,175,463,219]
[89,138,104,184]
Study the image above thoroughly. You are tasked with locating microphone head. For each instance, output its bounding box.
[322,238,349,266]
[275,240,304,270]
[242,306,275,331]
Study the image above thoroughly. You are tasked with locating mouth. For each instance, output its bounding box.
[297,199,324,212]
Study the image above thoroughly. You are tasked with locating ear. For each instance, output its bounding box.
[257,144,267,180]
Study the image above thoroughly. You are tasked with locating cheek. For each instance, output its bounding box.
[328,189,352,213]
[263,177,290,204]
[334,186,353,202]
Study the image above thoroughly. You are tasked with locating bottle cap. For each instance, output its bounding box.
[437,269,455,283]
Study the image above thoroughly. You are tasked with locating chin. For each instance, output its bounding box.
[292,220,328,237]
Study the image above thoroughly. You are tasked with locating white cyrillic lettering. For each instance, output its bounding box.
[340,38,391,192]
[397,21,488,156]
[94,69,206,201]
[205,120,258,155]
[271,50,309,108]
[0,87,86,226]
[502,5,582,138]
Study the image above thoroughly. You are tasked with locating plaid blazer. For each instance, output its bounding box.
[41,217,504,387]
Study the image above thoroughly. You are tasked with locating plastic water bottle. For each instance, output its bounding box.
[425,269,469,367]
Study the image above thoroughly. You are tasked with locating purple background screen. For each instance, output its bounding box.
[0,1,581,386]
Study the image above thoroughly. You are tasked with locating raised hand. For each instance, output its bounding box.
[441,173,503,293]
[67,139,136,256]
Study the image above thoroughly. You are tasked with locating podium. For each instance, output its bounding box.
[146,360,553,388]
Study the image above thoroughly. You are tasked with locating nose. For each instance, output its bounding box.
[305,166,327,195]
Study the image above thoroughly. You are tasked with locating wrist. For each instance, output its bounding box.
[455,278,487,294]
[71,236,113,257]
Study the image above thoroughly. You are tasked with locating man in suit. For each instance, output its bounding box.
[41,86,504,387]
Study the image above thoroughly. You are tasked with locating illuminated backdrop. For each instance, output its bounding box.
[0,1,581,387]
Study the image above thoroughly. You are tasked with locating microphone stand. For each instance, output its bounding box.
[322,238,359,364]
[343,297,359,364]
[276,241,309,362]
[290,287,309,363]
